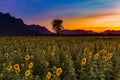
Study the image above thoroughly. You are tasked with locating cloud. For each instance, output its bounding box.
[62,12,120,24]
[68,13,120,20]
[60,12,120,31]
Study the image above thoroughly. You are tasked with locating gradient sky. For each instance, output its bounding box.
[0,0,120,32]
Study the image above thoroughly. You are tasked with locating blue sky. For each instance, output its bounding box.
[0,0,120,32]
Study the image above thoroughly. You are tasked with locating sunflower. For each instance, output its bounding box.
[14,64,20,70]
[53,66,57,70]
[107,53,113,60]
[62,62,64,66]
[2,63,6,67]
[51,52,55,56]
[81,57,86,65]
[46,62,49,66]
[31,55,34,59]
[96,46,99,49]
[4,53,9,58]
[102,56,107,61]
[21,63,25,67]
[13,50,17,53]
[15,68,20,73]
[46,72,51,80]
[101,50,106,54]
[89,52,92,58]
[0,73,3,77]
[28,62,33,69]
[65,54,69,58]
[56,68,62,76]
[47,46,51,50]
[94,53,99,59]
[25,55,30,61]
[42,50,46,55]
[25,70,31,77]
[7,65,12,71]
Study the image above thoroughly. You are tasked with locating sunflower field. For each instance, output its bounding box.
[0,36,120,80]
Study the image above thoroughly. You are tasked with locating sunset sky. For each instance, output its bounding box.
[0,0,120,32]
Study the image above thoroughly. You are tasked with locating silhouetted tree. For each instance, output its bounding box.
[52,19,64,35]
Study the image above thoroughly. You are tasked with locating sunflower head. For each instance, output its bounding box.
[89,52,92,58]
[102,56,107,61]
[2,63,6,67]
[15,68,20,73]
[101,50,106,54]
[46,72,51,80]
[51,52,55,56]
[62,62,64,66]
[0,73,3,77]
[56,68,62,76]
[96,46,99,49]
[47,46,51,50]
[21,63,25,67]
[13,50,17,53]
[65,54,69,59]
[25,70,31,77]
[4,53,9,58]
[107,53,113,60]
[14,64,20,70]
[42,50,46,55]
[7,65,12,71]
[94,53,99,59]
[28,62,33,69]
[46,62,49,66]
[25,55,30,61]
[81,57,87,65]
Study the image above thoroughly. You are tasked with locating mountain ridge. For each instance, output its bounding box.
[0,12,52,36]
[0,12,120,36]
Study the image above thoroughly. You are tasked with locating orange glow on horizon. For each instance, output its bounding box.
[62,13,120,32]
[34,13,120,32]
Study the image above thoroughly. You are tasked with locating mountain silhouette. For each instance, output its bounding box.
[28,25,53,35]
[0,12,120,36]
[60,30,97,35]
[0,12,52,36]
[100,30,120,35]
